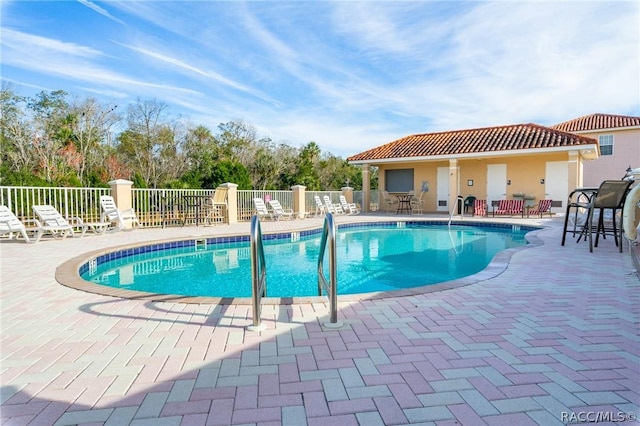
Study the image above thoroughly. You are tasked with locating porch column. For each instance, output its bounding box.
[292,185,306,218]
[568,151,580,191]
[362,164,370,212]
[219,182,238,224]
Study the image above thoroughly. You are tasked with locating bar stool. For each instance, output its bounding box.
[585,180,632,252]
[561,187,598,246]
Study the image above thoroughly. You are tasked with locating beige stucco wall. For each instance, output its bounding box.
[574,128,640,187]
[376,151,581,212]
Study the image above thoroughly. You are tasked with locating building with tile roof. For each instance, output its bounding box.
[347,123,599,214]
[551,113,640,187]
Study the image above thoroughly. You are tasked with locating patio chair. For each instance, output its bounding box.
[527,199,553,218]
[493,199,513,216]
[324,195,344,215]
[339,195,360,215]
[0,206,38,243]
[314,195,327,216]
[268,199,295,220]
[253,198,271,220]
[473,199,487,217]
[511,199,525,217]
[585,180,632,253]
[100,195,140,230]
[203,187,228,225]
[31,205,76,242]
[410,191,426,214]
[463,196,476,214]
[382,191,398,213]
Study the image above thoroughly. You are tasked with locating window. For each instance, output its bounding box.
[599,134,613,156]
[385,169,414,192]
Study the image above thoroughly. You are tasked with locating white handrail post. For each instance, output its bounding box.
[317,213,343,329]
[247,215,267,332]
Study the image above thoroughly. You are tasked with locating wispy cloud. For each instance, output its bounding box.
[77,0,126,25]
[114,42,274,103]
[2,28,103,58]
[2,1,638,158]
[1,29,202,101]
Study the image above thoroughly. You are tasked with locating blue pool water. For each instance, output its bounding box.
[81,222,533,298]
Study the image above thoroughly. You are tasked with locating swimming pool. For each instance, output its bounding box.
[79,221,537,299]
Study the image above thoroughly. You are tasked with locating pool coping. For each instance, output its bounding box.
[55,220,546,305]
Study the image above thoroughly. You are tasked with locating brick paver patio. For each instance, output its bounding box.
[1,214,638,425]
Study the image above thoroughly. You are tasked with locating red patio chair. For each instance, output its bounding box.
[511,199,525,217]
[473,199,487,217]
[527,199,553,218]
[493,200,513,216]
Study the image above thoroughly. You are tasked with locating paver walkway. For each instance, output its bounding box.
[1,215,638,425]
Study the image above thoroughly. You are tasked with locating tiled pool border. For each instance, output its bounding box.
[57,220,544,305]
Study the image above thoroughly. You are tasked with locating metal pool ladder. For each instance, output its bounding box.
[448,195,465,227]
[247,215,268,331]
[317,213,343,328]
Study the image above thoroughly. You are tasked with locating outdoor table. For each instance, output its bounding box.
[395,193,413,214]
[182,194,213,226]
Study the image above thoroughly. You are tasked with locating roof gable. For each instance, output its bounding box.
[347,123,597,162]
[551,113,640,132]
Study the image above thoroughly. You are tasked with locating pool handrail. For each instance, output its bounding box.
[317,213,343,328]
[448,195,465,227]
[247,215,268,331]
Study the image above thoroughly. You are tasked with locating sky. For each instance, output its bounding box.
[2,1,639,159]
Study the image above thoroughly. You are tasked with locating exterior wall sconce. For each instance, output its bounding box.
[540,179,545,184]
[467,179,474,186]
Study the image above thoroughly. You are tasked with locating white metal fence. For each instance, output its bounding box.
[1,186,370,227]
[0,186,110,222]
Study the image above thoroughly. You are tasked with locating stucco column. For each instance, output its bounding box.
[341,186,354,203]
[108,179,134,212]
[291,185,306,218]
[362,164,370,212]
[568,151,580,191]
[448,159,459,214]
[219,182,238,224]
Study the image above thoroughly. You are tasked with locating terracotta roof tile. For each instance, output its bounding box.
[347,123,597,162]
[551,113,640,132]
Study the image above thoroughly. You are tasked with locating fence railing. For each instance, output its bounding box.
[0,186,110,222]
[238,190,294,222]
[1,186,371,227]
[305,191,343,215]
[132,188,217,227]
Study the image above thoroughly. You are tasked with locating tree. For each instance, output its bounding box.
[67,98,119,185]
[215,119,258,162]
[0,83,34,181]
[26,90,71,183]
[117,98,184,187]
[0,88,361,190]
[289,142,322,190]
[201,159,251,189]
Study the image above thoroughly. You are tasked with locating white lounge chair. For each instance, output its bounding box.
[324,195,344,215]
[339,195,360,215]
[314,195,327,216]
[31,205,76,242]
[253,198,271,220]
[268,199,294,221]
[0,206,38,243]
[100,195,140,230]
